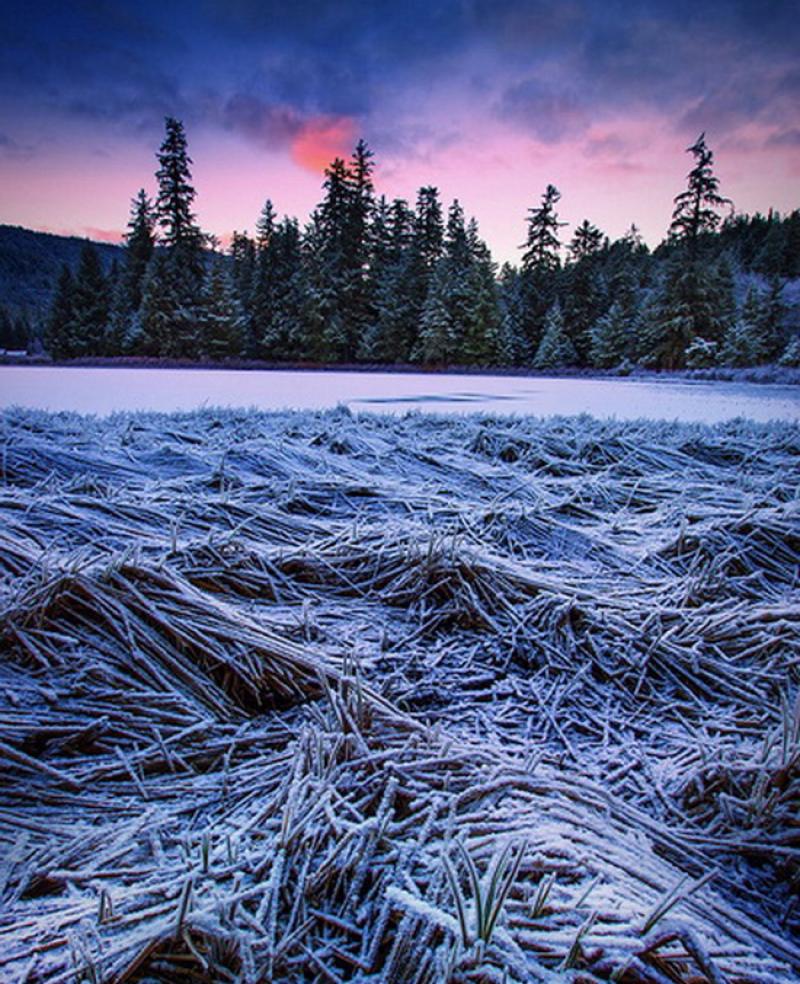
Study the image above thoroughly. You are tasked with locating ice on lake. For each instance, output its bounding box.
[0,365,798,422]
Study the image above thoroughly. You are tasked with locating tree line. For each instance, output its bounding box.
[39,119,800,370]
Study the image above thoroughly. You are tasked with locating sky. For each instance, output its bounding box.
[1,0,799,264]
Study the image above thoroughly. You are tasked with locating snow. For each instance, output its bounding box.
[0,365,798,421]
[0,405,798,981]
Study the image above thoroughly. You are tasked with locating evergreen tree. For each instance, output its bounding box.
[416,261,457,364]
[14,314,31,354]
[0,306,13,350]
[562,256,608,364]
[124,189,155,309]
[719,315,761,367]
[311,158,352,360]
[754,219,787,277]
[415,201,471,364]
[717,283,783,366]
[254,216,302,360]
[106,273,133,355]
[496,264,530,366]
[344,139,376,357]
[70,244,109,355]
[45,266,77,359]
[520,185,566,355]
[197,263,244,359]
[360,198,418,362]
[589,302,633,368]
[568,220,605,262]
[644,253,735,369]
[138,253,192,357]
[0,308,29,351]
[230,231,256,303]
[784,210,800,278]
[155,119,203,254]
[462,220,501,365]
[415,202,500,365]
[403,187,445,363]
[229,231,257,350]
[255,199,276,251]
[414,186,444,269]
[533,302,576,369]
[779,335,800,367]
[669,133,732,252]
[521,184,564,273]
[154,117,206,294]
[685,337,719,368]
[274,219,306,354]
[759,277,787,360]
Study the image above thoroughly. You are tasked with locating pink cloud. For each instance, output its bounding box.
[290,116,358,174]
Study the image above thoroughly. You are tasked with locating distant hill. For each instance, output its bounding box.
[0,225,124,323]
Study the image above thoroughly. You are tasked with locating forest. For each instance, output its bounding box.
[9,118,800,371]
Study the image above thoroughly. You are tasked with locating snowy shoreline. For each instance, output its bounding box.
[1,407,798,981]
[2,352,800,386]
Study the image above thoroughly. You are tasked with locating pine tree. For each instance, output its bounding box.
[779,335,800,367]
[462,221,501,365]
[415,202,499,365]
[414,186,444,269]
[416,261,457,364]
[45,266,77,359]
[272,219,306,357]
[197,263,244,359]
[229,231,257,351]
[255,217,303,360]
[754,220,787,277]
[311,158,352,361]
[521,185,564,273]
[155,119,202,253]
[760,277,787,360]
[568,220,605,262]
[154,117,206,292]
[784,210,800,278]
[106,273,133,355]
[719,309,763,367]
[644,251,736,369]
[70,244,109,356]
[402,187,444,363]
[344,139,376,357]
[255,199,276,251]
[125,189,155,309]
[0,306,13,351]
[685,337,719,368]
[562,264,608,365]
[589,302,633,368]
[520,185,566,356]
[359,197,416,363]
[669,133,732,252]
[496,264,530,366]
[717,284,781,366]
[533,302,576,369]
[13,314,31,353]
[138,253,191,357]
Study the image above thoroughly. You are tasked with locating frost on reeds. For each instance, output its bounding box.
[0,405,799,982]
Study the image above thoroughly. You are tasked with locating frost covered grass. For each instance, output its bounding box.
[0,405,798,982]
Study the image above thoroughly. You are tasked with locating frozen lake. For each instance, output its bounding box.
[0,365,798,422]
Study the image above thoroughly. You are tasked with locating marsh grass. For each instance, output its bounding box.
[0,406,798,981]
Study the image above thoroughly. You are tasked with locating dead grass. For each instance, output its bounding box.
[0,406,798,982]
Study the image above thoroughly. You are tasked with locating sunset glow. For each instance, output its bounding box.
[1,1,798,261]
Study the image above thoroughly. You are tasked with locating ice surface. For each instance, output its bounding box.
[0,365,798,421]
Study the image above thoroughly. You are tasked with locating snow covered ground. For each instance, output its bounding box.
[1,364,799,421]
[1,406,798,981]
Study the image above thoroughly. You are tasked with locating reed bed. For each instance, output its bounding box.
[0,405,798,983]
